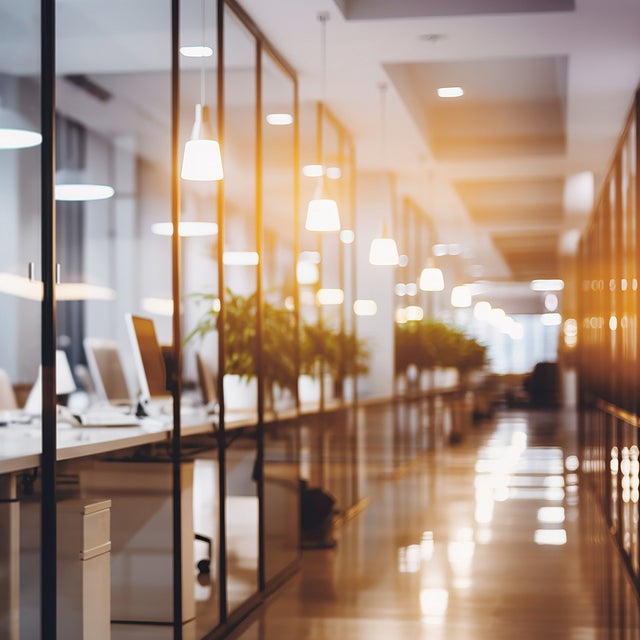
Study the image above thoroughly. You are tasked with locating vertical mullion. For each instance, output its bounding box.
[255,40,266,593]
[216,0,228,624]
[349,140,358,504]
[316,102,325,413]
[171,0,183,636]
[293,79,300,413]
[634,92,640,586]
[41,0,57,636]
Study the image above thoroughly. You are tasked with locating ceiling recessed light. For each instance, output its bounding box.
[180,45,213,58]
[302,164,324,177]
[437,87,464,98]
[151,221,218,237]
[266,113,293,126]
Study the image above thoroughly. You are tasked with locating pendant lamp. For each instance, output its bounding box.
[305,12,340,232]
[419,257,444,292]
[55,168,115,201]
[368,83,399,265]
[369,221,399,265]
[306,178,340,231]
[181,0,223,182]
[0,102,42,149]
[450,284,471,308]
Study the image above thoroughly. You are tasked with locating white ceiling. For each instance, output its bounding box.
[239,0,640,289]
[2,0,640,306]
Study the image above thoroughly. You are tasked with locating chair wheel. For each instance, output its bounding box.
[197,559,211,575]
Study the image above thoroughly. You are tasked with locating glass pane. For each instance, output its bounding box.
[180,0,222,634]
[55,1,181,638]
[0,1,42,637]
[223,6,259,614]
[298,103,322,412]
[261,51,299,583]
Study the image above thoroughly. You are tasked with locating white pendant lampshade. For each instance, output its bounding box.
[0,104,42,149]
[451,284,471,308]
[181,104,223,181]
[369,222,399,265]
[304,159,339,232]
[55,169,115,201]
[305,191,340,232]
[419,259,444,291]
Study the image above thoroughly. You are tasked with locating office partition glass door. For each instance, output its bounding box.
[261,49,299,584]
[180,0,222,634]
[56,2,180,638]
[0,2,42,637]
[222,4,260,615]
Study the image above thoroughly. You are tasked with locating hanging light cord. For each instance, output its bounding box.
[379,82,387,166]
[200,0,206,105]
[319,12,328,106]
[317,12,329,186]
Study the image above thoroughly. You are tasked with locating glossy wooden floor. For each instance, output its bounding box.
[231,405,640,639]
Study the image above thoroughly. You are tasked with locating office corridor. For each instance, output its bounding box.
[232,404,640,639]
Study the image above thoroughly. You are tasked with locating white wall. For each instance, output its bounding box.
[355,172,395,399]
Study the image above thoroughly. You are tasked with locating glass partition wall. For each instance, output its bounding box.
[0,1,300,639]
[298,101,362,532]
[0,1,42,638]
[261,47,299,586]
[221,5,260,617]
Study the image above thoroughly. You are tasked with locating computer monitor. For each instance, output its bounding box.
[196,352,218,410]
[83,338,132,405]
[125,313,170,403]
[24,349,77,415]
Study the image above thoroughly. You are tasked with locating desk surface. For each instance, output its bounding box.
[0,399,351,475]
[0,411,219,475]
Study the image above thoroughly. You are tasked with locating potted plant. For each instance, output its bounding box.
[186,289,298,410]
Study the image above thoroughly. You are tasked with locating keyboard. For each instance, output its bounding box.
[77,412,140,428]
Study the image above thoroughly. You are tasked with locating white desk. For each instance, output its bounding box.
[0,412,217,475]
[0,412,215,638]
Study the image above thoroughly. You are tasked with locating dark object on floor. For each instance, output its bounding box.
[195,533,212,574]
[300,479,337,549]
[523,362,560,407]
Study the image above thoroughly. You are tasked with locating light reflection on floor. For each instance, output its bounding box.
[231,407,640,640]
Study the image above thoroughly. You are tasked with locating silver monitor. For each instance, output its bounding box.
[125,314,170,403]
[83,338,132,405]
[196,352,218,410]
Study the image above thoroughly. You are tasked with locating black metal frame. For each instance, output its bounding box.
[41,0,57,636]
[171,0,183,636]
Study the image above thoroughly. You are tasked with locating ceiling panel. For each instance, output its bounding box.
[456,177,563,278]
[387,56,567,161]
[456,177,564,227]
[336,0,574,20]
[493,232,559,279]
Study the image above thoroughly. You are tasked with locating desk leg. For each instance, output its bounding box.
[0,475,19,640]
[57,499,112,640]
